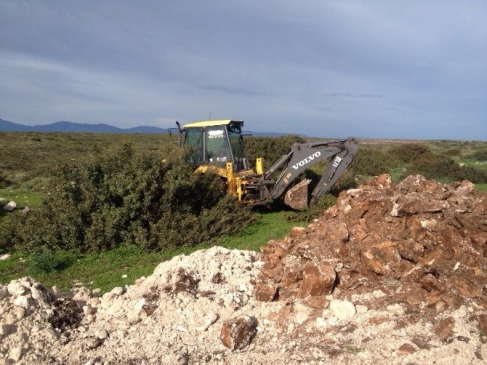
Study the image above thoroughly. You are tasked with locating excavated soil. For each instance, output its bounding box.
[1,174,486,364]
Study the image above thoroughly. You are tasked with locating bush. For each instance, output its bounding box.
[388,143,432,164]
[2,142,255,254]
[28,249,78,274]
[0,170,10,189]
[401,153,487,183]
[245,135,306,170]
[471,150,487,161]
[349,146,392,178]
[444,148,462,158]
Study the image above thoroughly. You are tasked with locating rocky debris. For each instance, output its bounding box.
[0,174,486,364]
[256,174,487,337]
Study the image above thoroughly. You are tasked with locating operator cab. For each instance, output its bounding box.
[180,120,249,171]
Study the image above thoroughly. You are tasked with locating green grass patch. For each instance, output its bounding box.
[0,187,44,208]
[0,211,306,293]
[214,210,307,251]
[476,183,487,193]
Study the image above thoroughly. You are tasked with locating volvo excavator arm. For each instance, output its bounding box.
[257,138,359,209]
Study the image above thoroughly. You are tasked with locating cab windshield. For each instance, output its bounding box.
[183,121,248,170]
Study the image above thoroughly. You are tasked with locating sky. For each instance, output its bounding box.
[1,1,486,140]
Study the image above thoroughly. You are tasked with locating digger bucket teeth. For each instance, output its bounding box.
[284,179,311,210]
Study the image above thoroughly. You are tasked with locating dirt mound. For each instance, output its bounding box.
[256,174,487,336]
[1,174,486,364]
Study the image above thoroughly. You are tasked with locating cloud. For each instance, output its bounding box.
[0,0,486,139]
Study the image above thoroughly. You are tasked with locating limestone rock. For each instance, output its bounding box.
[2,201,16,211]
[329,299,356,320]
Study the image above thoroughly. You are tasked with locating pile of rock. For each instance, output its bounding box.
[256,174,487,338]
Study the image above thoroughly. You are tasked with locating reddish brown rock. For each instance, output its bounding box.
[474,314,487,335]
[450,276,482,298]
[220,315,258,350]
[321,220,349,243]
[299,262,336,297]
[361,248,390,275]
[433,317,455,342]
[420,274,446,293]
[397,343,416,356]
[289,226,308,238]
[254,284,278,302]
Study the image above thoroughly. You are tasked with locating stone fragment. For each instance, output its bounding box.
[450,276,481,298]
[289,226,307,238]
[386,304,405,315]
[391,196,448,216]
[9,347,22,362]
[434,317,455,342]
[2,201,16,211]
[321,221,349,243]
[110,286,125,296]
[13,295,30,309]
[475,314,487,335]
[299,262,336,297]
[220,315,258,350]
[7,281,26,296]
[397,343,416,356]
[361,247,391,275]
[0,324,17,336]
[254,283,278,302]
[95,329,108,340]
[0,285,7,300]
[369,174,393,189]
[196,313,219,332]
[294,302,313,324]
[31,282,54,308]
[329,299,356,320]
[14,307,25,320]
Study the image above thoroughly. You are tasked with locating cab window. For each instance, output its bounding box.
[205,126,231,167]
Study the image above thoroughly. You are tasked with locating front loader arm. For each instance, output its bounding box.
[264,137,359,206]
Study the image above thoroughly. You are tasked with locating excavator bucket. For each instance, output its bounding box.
[284,179,311,210]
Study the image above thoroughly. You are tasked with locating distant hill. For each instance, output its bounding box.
[0,118,168,134]
[0,118,295,137]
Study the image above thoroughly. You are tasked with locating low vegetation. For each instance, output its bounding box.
[1,132,486,292]
[1,142,254,254]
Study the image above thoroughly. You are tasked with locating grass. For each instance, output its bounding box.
[0,186,44,208]
[0,211,306,293]
[476,183,487,193]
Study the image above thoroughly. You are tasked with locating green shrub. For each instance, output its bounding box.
[388,143,432,164]
[2,142,255,254]
[401,154,487,184]
[471,150,487,161]
[444,148,462,158]
[349,145,392,178]
[28,249,78,274]
[0,170,10,189]
[245,135,306,170]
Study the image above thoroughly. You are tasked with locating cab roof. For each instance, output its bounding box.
[183,120,243,129]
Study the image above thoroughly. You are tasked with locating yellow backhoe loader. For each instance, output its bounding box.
[170,120,358,209]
